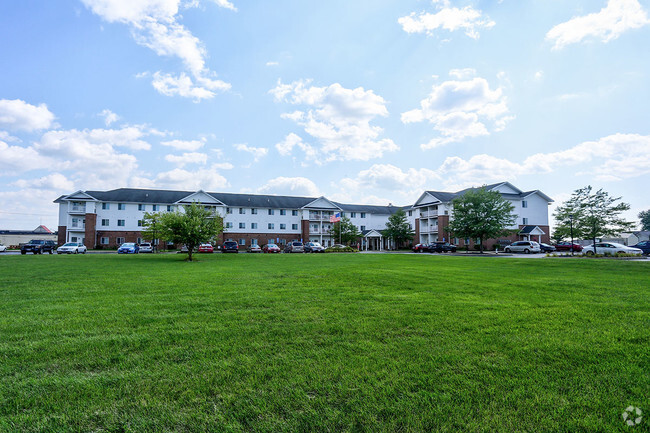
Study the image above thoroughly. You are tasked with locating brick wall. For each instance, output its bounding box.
[85,213,97,248]
[57,226,67,246]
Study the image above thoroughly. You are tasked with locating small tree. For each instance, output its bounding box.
[553,186,634,254]
[329,217,361,246]
[383,209,414,249]
[143,202,224,261]
[446,187,516,253]
[639,210,650,231]
[140,211,164,252]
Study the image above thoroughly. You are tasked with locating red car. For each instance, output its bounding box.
[554,241,583,252]
[262,243,281,253]
[412,243,428,252]
[198,243,214,253]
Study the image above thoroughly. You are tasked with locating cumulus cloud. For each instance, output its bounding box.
[0,139,51,175]
[235,143,268,163]
[402,71,512,149]
[398,1,495,39]
[164,152,207,167]
[81,0,233,100]
[0,99,56,131]
[258,176,321,197]
[546,0,650,50]
[99,109,120,126]
[153,166,230,190]
[270,79,398,162]
[11,173,75,191]
[161,138,205,151]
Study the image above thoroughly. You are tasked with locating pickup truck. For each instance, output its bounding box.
[20,239,56,254]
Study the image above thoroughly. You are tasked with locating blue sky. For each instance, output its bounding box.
[1,0,649,230]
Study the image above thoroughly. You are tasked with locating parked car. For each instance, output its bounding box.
[139,242,153,253]
[304,242,325,253]
[584,242,643,256]
[247,244,262,253]
[198,243,214,253]
[262,243,281,253]
[504,241,541,254]
[630,241,650,255]
[222,241,239,253]
[0,244,6,252]
[117,243,139,254]
[20,239,56,255]
[539,243,556,253]
[284,241,305,253]
[429,242,457,253]
[57,242,87,254]
[554,241,583,252]
[412,243,428,253]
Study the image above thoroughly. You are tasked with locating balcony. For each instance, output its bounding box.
[69,204,86,214]
[309,214,333,221]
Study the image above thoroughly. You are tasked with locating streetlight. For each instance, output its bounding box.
[569,214,574,256]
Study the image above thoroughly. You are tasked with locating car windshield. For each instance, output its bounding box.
[141,243,151,246]
[121,243,135,247]
[268,244,277,248]
[63,243,76,246]
[31,240,44,244]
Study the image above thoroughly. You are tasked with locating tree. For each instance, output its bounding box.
[639,210,650,231]
[553,186,634,254]
[140,211,164,252]
[142,202,224,261]
[329,217,361,246]
[446,187,516,253]
[383,209,414,249]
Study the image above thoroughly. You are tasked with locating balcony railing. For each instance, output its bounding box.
[309,214,333,221]
[69,205,86,213]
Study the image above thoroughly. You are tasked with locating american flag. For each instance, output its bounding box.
[329,212,341,223]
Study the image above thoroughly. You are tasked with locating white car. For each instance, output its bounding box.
[57,242,87,254]
[584,242,643,256]
[139,242,153,253]
[0,244,7,252]
[504,241,542,254]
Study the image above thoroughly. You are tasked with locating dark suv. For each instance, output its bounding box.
[429,242,457,253]
[221,241,239,253]
[21,239,56,255]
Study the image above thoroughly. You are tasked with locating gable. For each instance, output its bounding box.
[414,192,441,207]
[62,190,97,201]
[175,190,224,205]
[303,197,341,210]
[489,182,522,195]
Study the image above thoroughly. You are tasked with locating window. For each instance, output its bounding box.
[251,239,258,246]
[408,210,412,216]
[311,224,318,231]
[117,220,125,227]
[239,208,245,214]
[351,212,356,218]
[476,238,481,244]
[137,237,142,244]
[239,239,246,246]
[154,239,160,245]
[239,222,246,229]
[292,210,298,216]
[225,222,233,229]
[118,203,126,210]
[138,204,145,211]
[138,220,143,227]
[340,212,345,218]
[360,213,366,218]
[102,203,110,210]
[117,237,125,244]
[280,224,286,230]
[167,205,173,212]
[251,208,257,215]
[268,223,274,229]
[280,209,286,216]
[251,223,258,229]
[100,237,109,245]
[152,205,158,211]
[268,209,274,215]
[71,236,78,242]
[444,210,449,215]
[101,219,109,226]
[454,238,459,245]
[226,207,232,214]
[522,200,528,208]
[523,218,529,225]
[360,225,366,231]
[292,224,298,230]
[464,238,470,245]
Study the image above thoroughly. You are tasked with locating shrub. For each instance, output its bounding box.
[325,246,357,253]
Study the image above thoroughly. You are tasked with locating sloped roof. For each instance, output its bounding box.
[420,183,553,205]
[519,225,545,234]
[336,202,402,214]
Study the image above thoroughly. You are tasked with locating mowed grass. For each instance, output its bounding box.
[0,253,648,432]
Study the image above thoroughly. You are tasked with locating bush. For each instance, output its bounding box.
[324,246,358,253]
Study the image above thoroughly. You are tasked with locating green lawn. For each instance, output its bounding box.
[0,253,648,432]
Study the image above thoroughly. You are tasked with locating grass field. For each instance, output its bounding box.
[0,253,648,432]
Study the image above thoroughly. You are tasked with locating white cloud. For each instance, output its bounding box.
[258,176,321,197]
[0,139,51,175]
[81,0,233,100]
[11,173,75,191]
[0,99,56,131]
[235,143,268,163]
[270,79,398,162]
[164,152,207,166]
[99,109,120,126]
[153,166,230,190]
[546,0,650,50]
[274,133,319,163]
[398,3,495,39]
[161,138,205,151]
[402,72,512,149]
[449,68,477,79]
[266,61,279,67]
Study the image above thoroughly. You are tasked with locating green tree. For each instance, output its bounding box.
[142,202,224,261]
[446,187,516,253]
[329,217,361,246]
[553,186,634,254]
[383,209,414,249]
[140,211,164,252]
[639,210,650,231]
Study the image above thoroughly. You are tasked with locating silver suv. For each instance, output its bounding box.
[504,241,541,254]
[284,241,304,253]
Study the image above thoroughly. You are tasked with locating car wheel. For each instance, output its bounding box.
[21,251,26,255]
[524,249,530,254]
[504,248,511,253]
[585,250,595,256]
[74,250,78,254]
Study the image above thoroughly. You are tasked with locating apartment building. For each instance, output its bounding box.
[55,182,552,250]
